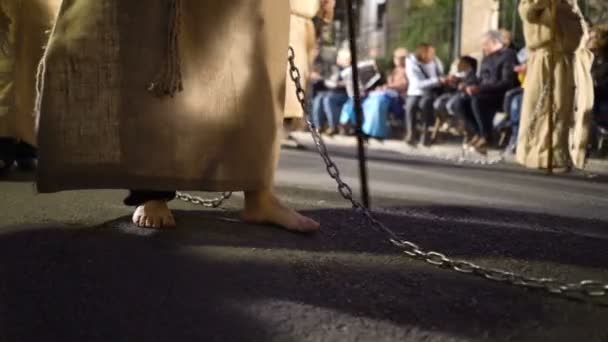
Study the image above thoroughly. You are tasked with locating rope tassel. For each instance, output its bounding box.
[148,0,183,98]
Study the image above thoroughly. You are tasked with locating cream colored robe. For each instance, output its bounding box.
[284,0,318,119]
[0,0,60,146]
[516,0,594,170]
[36,0,290,193]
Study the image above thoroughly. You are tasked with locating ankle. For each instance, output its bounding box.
[245,189,271,205]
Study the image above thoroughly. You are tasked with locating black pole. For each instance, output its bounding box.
[346,0,370,209]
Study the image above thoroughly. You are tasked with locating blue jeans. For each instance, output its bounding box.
[312,91,349,130]
[384,89,405,121]
[508,92,523,148]
[405,95,435,142]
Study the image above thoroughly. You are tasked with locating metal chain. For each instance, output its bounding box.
[176,191,232,208]
[287,47,608,300]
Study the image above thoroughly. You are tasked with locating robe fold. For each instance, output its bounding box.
[0,0,60,146]
[36,0,290,193]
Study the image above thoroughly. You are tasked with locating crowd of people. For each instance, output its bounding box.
[287,1,608,163]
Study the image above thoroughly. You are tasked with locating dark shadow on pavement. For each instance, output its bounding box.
[1,207,607,341]
[0,169,36,183]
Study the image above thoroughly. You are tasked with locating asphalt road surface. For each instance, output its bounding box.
[1,147,607,342]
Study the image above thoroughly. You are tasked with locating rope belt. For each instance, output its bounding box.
[148,0,183,98]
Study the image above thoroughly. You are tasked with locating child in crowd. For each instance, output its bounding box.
[431,56,478,143]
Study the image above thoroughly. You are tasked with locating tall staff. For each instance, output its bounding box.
[346,0,371,208]
[546,0,557,175]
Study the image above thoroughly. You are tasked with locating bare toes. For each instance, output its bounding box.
[300,217,320,231]
[131,201,176,229]
[151,217,162,228]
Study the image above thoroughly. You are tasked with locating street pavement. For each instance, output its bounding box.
[1,144,607,341]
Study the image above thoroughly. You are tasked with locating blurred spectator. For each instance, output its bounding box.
[311,49,351,135]
[385,47,409,99]
[499,48,530,154]
[360,82,396,140]
[339,59,405,140]
[589,24,608,125]
[311,0,337,82]
[500,28,520,52]
[382,47,408,124]
[431,55,478,143]
[404,43,448,146]
[452,30,518,153]
[588,24,608,154]
[307,0,337,116]
[338,60,380,130]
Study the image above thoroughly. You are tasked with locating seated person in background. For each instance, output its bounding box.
[500,28,520,52]
[499,48,529,153]
[431,55,478,143]
[339,60,397,139]
[311,49,351,135]
[404,43,448,146]
[589,24,608,127]
[361,76,393,140]
[452,30,519,153]
[308,0,338,101]
[384,47,409,122]
[588,24,608,154]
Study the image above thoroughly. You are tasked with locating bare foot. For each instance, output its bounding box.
[241,191,320,233]
[132,200,176,229]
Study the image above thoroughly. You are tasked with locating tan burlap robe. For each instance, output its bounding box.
[516,0,594,170]
[0,0,60,146]
[284,0,318,119]
[36,0,290,193]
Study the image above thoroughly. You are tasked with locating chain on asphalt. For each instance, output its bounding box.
[178,47,608,303]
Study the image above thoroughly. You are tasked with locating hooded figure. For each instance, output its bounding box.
[0,0,61,169]
[35,0,319,231]
[516,0,594,171]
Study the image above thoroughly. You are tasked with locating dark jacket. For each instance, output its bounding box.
[461,69,479,87]
[592,56,608,122]
[592,56,608,98]
[478,48,519,97]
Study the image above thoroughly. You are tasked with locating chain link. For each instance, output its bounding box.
[287,47,608,301]
[176,191,232,208]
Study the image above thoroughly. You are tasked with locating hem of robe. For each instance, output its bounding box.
[284,111,305,119]
[515,152,572,170]
[36,166,270,194]
[570,148,587,170]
